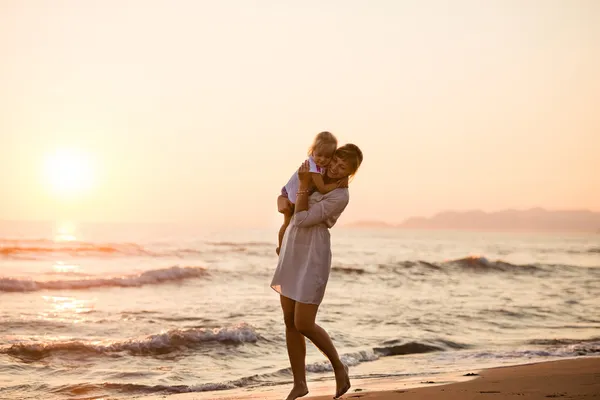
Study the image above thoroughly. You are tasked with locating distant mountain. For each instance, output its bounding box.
[346,208,600,232]
[344,220,394,229]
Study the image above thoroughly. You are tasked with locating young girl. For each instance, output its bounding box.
[277,131,347,255]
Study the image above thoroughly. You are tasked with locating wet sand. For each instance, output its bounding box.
[141,357,600,400]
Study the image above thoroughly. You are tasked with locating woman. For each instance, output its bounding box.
[271,144,363,400]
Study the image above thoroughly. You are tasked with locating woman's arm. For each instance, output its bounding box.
[294,190,349,228]
[294,161,311,213]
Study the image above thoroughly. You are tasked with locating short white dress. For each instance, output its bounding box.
[282,155,324,204]
[271,188,350,305]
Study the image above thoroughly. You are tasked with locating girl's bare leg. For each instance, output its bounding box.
[277,212,293,255]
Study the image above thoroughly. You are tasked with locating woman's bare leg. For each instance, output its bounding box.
[294,302,351,398]
[280,295,309,400]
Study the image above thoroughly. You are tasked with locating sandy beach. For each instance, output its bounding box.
[316,357,600,400]
[140,357,600,400]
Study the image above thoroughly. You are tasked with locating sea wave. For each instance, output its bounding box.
[50,382,193,396]
[1,323,259,360]
[206,241,272,248]
[26,341,458,397]
[373,342,441,356]
[378,256,545,275]
[278,340,464,374]
[0,238,273,259]
[472,344,600,359]
[47,379,258,396]
[0,239,155,258]
[0,266,208,292]
[443,256,542,273]
[332,266,367,275]
[528,337,600,346]
[0,319,76,333]
[14,337,597,399]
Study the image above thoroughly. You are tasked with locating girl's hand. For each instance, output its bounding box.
[297,160,311,188]
[337,177,349,188]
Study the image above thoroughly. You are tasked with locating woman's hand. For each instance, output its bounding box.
[297,160,311,189]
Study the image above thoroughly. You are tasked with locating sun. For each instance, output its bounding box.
[44,148,95,197]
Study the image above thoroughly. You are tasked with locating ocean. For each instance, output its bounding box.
[0,221,599,400]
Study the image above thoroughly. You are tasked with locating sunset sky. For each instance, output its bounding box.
[1,0,598,229]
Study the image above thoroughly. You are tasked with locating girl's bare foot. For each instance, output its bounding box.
[285,383,308,400]
[334,364,350,399]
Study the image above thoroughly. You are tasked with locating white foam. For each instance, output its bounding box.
[306,350,380,373]
[442,340,600,362]
[2,323,259,358]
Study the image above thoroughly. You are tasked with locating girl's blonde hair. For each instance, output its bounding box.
[308,131,338,156]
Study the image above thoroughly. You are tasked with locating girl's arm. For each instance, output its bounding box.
[294,161,349,227]
[311,173,339,194]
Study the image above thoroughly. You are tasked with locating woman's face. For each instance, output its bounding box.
[326,156,352,180]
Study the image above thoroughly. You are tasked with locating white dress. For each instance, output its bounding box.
[283,156,324,204]
[271,188,350,305]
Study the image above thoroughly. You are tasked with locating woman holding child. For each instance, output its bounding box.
[271,132,363,400]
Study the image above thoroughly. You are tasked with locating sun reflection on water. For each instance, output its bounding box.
[40,296,95,323]
[54,221,78,242]
[52,261,81,274]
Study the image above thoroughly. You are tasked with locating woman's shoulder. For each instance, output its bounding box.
[334,187,349,197]
[318,187,349,201]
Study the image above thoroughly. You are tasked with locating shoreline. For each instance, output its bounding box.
[138,356,600,400]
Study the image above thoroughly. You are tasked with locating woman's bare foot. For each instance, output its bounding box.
[285,383,308,400]
[334,364,351,399]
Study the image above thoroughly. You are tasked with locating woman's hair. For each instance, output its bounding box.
[335,143,363,177]
[308,131,338,156]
